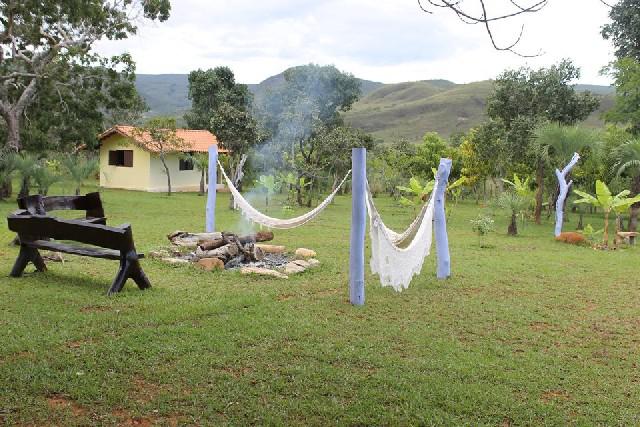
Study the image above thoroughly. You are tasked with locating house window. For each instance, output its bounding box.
[179,156,194,171]
[108,150,133,167]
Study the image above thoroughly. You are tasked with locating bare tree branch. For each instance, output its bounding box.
[417,0,548,56]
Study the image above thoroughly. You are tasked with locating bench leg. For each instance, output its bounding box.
[10,245,47,277]
[108,252,151,295]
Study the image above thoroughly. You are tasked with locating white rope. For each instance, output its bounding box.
[218,160,351,229]
[365,179,437,292]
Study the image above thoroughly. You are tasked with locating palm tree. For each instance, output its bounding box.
[496,190,529,236]
[183,153,209,196]
[612,138,640,232]
[15,153,39,199]
[62,154,98,195]
[0,152,17,200]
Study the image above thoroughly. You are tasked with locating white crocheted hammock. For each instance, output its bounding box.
[365,179,436,292]
[218,160,351,229]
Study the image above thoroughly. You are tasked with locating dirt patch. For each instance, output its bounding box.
[529,322,552,332]
[313,288,341,298]
[541,390,571,403]
[46,394,87,417]
[65,339,92,349]
[112,408,183,427]
[277,293,295,301]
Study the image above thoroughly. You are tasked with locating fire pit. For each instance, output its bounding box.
[150,231,319,278]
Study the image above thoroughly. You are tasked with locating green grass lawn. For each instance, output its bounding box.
[1,184,639,425]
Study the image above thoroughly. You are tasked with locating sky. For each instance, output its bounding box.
[94,0,616,85]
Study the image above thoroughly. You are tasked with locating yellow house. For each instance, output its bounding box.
[98,125,228,192]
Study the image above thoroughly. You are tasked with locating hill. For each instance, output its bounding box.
[343,80,614,142]
[134,72,614,142]
[135,71,383,117]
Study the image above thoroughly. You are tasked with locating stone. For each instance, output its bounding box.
[196,257,224,271]
[295,248,316,259]
[148,249,170,259]
[291,259,310,268]
[284,262,306,275]
[306,258,320,267]
[240,266,288,279]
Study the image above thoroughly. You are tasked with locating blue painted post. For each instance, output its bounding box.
[434,158,452,279]
[554,152,580,237]
[205,146,218,232]
[350,147,366,306]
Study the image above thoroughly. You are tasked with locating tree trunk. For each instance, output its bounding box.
[577,212,584,230]
[534,161,544,224]
[627,174,640,233]
[75,186,81,196]
[4,112,21,152]
[603,211,610,247]
[508,212,518,236]
[160,155,171,196]
[199,169,205,196]
[18,176,29,199]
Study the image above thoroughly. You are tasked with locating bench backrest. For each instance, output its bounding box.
[18,193,105,218]
[7,213,133,252]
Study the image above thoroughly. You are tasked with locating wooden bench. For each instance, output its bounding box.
[7,192,150,295]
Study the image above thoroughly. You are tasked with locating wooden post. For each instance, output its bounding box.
[555,152,580,237]
[350,148,366,306]
[434,158,452,279]
[206,146,218,233]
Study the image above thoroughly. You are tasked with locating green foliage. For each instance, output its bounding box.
[0,0,170,152]
[582,224,604,243]
[470,214,495,247]
[601,0,640,61]
[255,175,281,208]
[574,180,640,245]
[604,58,640,135]
[501,174,533,198]
[33,158,62,196]
[61,154,98,196]
[397,177,434,209]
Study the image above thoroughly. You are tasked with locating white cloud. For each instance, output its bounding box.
[93,0,616,84]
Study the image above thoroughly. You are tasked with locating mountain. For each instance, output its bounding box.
[135,71,383,117]
[343,80,614,142]
[134,72,614,142]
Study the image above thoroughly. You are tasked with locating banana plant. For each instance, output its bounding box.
[501,173,533,199]
[255,174,281,208]
[573,180,640,247]
[397,177,435,210]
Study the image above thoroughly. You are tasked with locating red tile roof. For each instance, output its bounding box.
[99,125,229,153]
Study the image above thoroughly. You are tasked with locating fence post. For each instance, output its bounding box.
[434,158,452,279]
[206,146,218,232]
[350,147,366,306]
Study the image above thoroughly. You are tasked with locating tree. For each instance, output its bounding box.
[601,0,640,62]
[496,190,529,236]
[487,60,600,222]
[255,64,361,206]
[0,0,170,153]
[574,180,640,247]
[183,152,208,196]
[532,124,598,223]
[132,117,186,196]
[604,58,640,135]
[62,154,98,195]
[185,66,260,204]
[612,138,640,232]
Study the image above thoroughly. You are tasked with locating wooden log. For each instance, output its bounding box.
[255,244,286,254]
[241,243,265,262]
[195,243,239,260]
[237,231,274,244]
[198,238,226,251]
